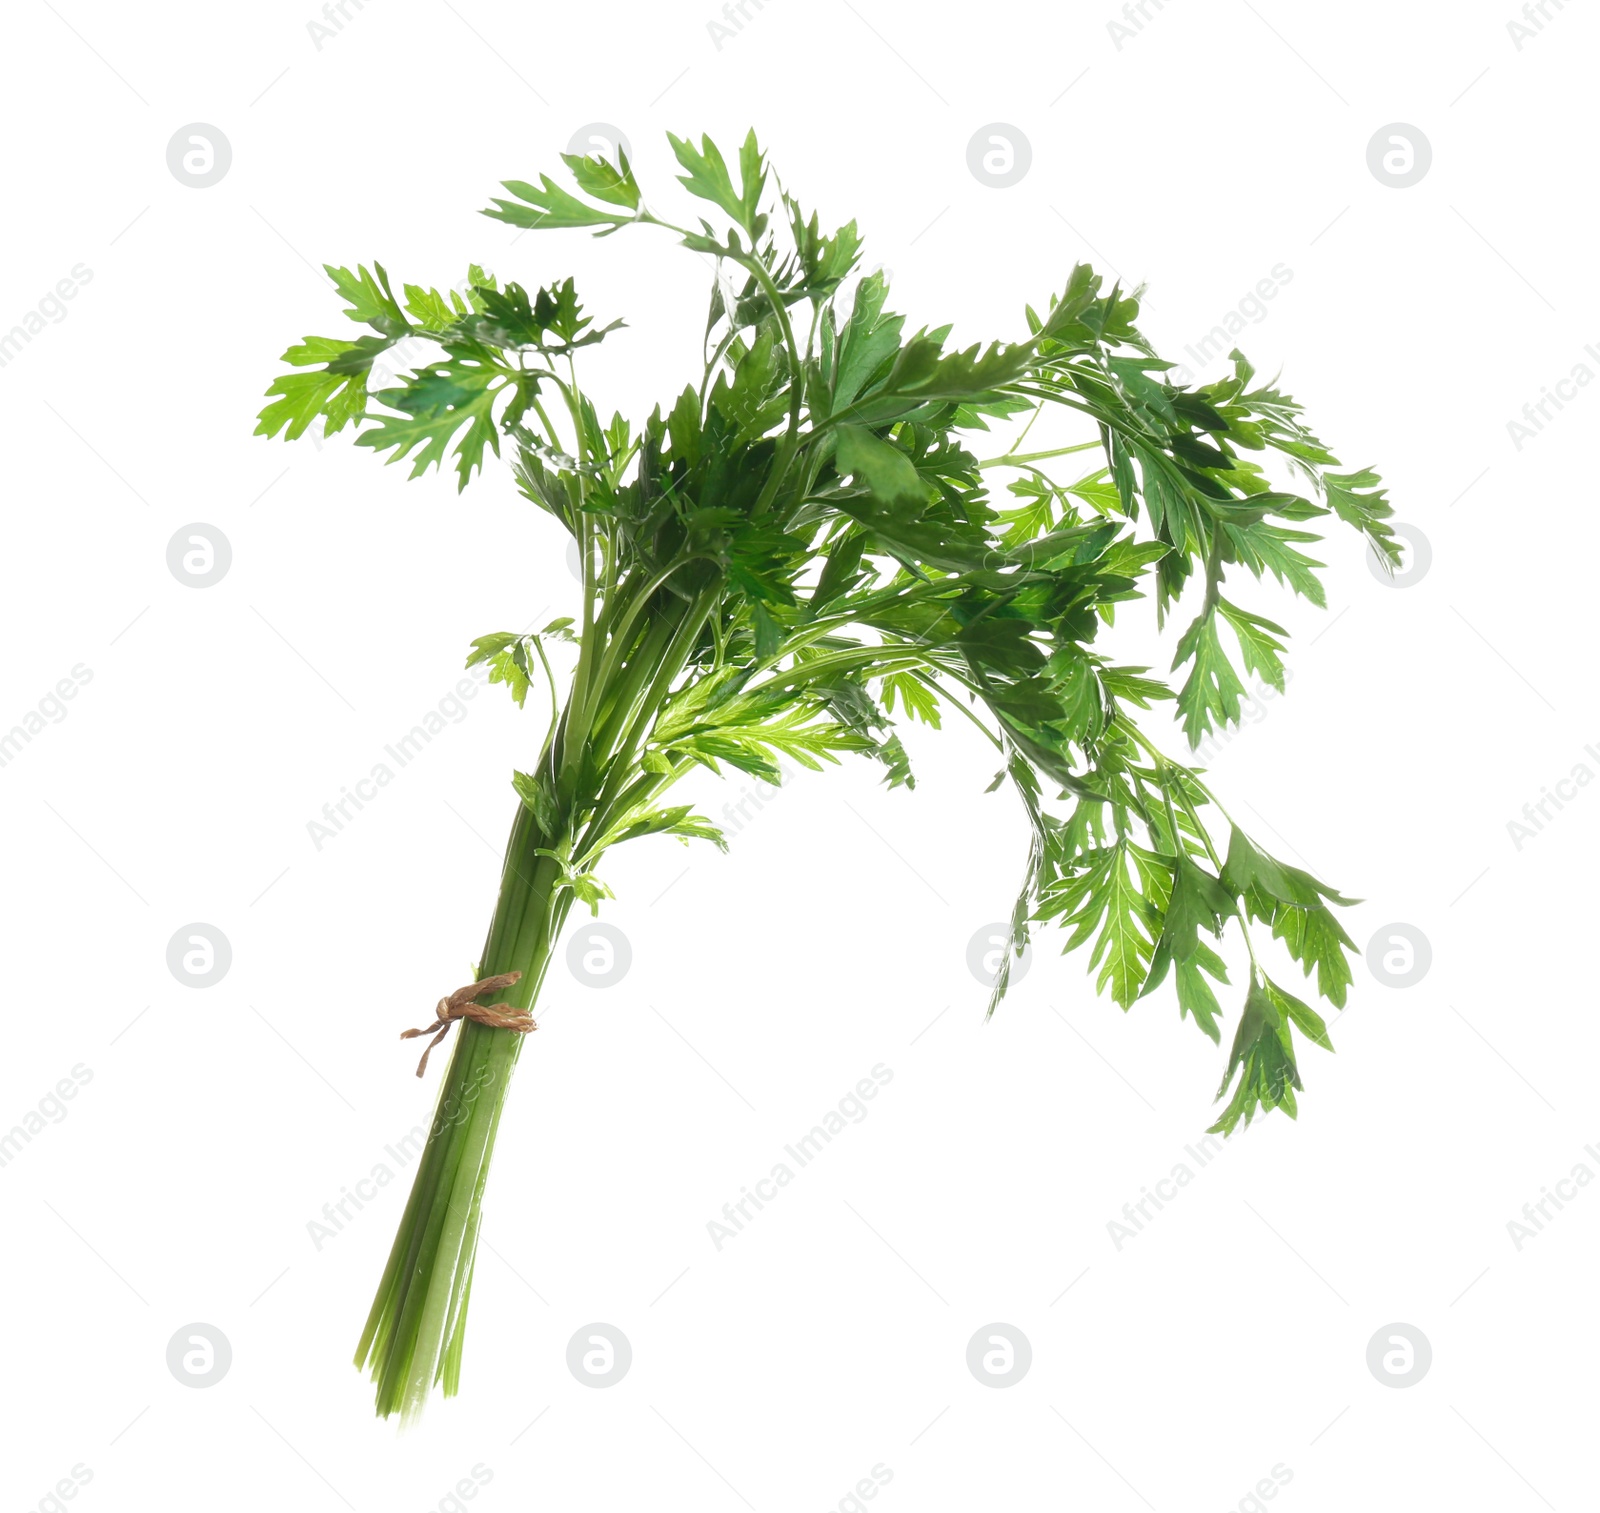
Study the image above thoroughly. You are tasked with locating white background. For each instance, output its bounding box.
[1,1,1595,1509]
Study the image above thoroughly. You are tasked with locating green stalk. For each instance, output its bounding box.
[974,439,1100,469]
[356,799,571,1421]
[355,580,712,1422]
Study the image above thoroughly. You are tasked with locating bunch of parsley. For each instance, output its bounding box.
[258,130,1398,1419]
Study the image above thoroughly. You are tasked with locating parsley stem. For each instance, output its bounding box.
[975,440,1100,469]
[1116,716,1262,977]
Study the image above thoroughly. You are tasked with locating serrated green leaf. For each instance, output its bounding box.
[846,333,1034,423]
[356,357,512,488]
[1324,466,1401,569]
[484,175,631,232]
[1217,598,1288,692]
[403,283,463,330]
[255,366,365,441]
[326,263,409,337]
[561,148,642,210]
[1156,851,1233,963]
[667,132,753,230]
[570,872,615,913]
[254,333,400,441]
[1041,841,1168,1008]
[614,803,728,852]
[1098,665,1175,707]
[1173,608,1248,746]
[1224,521,1327,606]
[1271,899,1357,1008]
[1219,827,1357,910]
[830,271,904,415]
[1174,946,1229,1044]
[880,670,941,727]
[834,424,925,508]
[511,769,560,836]
[1210,975,1301,1135]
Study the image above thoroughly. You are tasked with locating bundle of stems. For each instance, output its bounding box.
[258,129,1399,1419]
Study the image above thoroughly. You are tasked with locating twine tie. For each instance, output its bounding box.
[400,971,534,1077]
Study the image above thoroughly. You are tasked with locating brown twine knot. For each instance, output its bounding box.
[400,971,534,1077]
